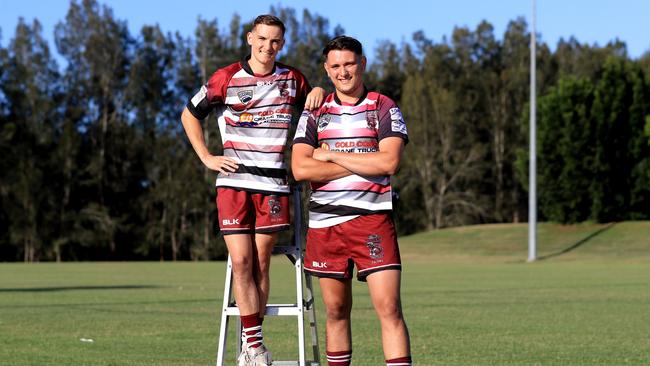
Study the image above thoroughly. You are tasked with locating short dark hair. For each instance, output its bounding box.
[323,35,363,58]
[252,15,286,35]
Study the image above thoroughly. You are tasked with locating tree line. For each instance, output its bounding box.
[1,0,649,262]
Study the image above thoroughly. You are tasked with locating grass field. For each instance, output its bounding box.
[1,222,649,365]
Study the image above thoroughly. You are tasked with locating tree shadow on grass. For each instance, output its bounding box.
[0,297,219,310]
[537,222,617,261]
[0,285,164,292]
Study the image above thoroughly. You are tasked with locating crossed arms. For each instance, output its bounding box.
[291,137,405,183]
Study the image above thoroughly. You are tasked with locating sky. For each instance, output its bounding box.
[1,0,649,63]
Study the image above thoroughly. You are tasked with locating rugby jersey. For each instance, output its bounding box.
[293,90,408,228]
[186,56,311,194]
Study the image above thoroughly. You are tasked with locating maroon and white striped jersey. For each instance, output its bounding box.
[186,57,311,194]
[293,90,408,228]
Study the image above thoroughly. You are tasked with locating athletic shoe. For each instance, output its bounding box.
[237,346,252,366]
[247,344,272,366]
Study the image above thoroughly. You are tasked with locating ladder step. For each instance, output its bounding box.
[272,246,300,255]
[223,304,302,316]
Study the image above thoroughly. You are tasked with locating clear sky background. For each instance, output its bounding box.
[1,0,649,63]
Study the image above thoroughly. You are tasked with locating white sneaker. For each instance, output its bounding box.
[247,344,272,366]
[237,346,252,366]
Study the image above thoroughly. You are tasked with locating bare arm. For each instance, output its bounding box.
[291,143,353,182]
[180,107,238,175]
[312,137,405,176]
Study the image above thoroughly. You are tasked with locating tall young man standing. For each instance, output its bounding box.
[292,36,412,366]
[181,15,324,366]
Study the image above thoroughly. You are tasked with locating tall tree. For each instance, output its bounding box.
[190,19,229,259]
[126,25,177,259]
[399,37,484,230]
[590,56,645,221]
[488,18,531,222]
[0,18,60,261]
[368,40,406,102]
[626,61,650,219]
[554,37,628,81]
[533,76,595,222]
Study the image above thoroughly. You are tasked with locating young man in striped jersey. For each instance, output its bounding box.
[292,36,412,366]
[180,15,325,366]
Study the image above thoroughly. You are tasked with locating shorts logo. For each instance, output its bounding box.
[268,196,282,218]
[312,261,327,269]
[222,218,240,226]
[366,234,384,261]
[317,113,331,132]
[366,110,378,130]
[237,89,254,104]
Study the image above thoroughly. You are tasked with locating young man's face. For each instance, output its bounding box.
[324,49,366,97]
[247,24,285,67]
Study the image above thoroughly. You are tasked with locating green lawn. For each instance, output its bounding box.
[1,222,649,365]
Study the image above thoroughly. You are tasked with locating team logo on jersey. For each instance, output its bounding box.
[268,195,282,218]
[317,114,331,132]
[320,142,330,150]
[278,82,290,98]
[366,234,384,261]
[237,89,254,104]
[365,110,378,130]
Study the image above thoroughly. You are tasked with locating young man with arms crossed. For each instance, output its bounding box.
[292,36,412,366]
[180,15,324,366]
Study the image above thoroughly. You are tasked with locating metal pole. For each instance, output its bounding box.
[528,0,537,262]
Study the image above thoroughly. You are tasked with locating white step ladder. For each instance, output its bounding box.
[215,186,320,366]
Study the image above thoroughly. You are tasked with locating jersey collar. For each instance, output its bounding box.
[333,86,368,106]
[241,54,277,77]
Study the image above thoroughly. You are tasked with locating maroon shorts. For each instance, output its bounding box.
[216,187,290,235]
[304,214,402,281]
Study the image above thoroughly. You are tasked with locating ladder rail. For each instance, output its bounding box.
[293,192,306,366]
[216,256,234,366]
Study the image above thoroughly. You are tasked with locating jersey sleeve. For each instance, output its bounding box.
[293,110,318,147]
[377,95,409,144]
[292,69,312,111]
[186,69,229,120]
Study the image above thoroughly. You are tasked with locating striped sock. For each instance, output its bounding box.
[327,350,352,366]
[386,356,412,366]
[240,313,263,349]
